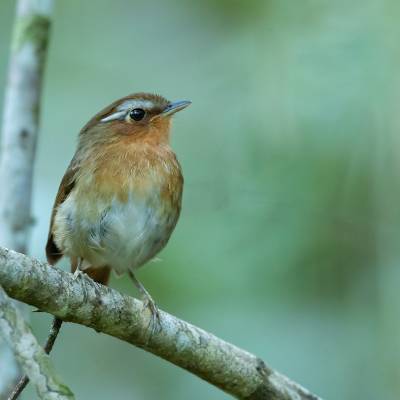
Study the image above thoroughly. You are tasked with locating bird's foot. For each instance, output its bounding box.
[142,295,161,336]
[72,268,85,280]
[127,270,162,336]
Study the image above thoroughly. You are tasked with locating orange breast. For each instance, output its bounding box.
[76,140,183,206]
[53,140,183,272]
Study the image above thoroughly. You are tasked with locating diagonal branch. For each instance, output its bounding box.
[0,246,322,400]
[0,285,73,399]
[8,317,63,400]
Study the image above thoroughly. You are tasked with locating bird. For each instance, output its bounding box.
[46,92,190,324]
[7,93,191,400]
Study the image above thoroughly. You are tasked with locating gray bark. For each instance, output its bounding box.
[0,285,73,399]
[0,0,53,253]
[0,246,322,400]
[0,1,53,396]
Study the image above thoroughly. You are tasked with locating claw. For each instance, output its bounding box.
[128,270,162,336]
[73,268,85,280]
[143,297,161,336]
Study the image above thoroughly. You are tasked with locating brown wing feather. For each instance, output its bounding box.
[45,160,112,286]
[45,162,77,265]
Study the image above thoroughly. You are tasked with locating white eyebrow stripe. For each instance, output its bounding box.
[117,99,154,111]
[100,110,126,122]
[100,99,157,123]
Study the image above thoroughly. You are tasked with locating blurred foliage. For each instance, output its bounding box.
[1,0,400,399]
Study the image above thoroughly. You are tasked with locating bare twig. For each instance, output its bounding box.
[8,318,63,400]
[0,0,53,395]
[0,285,73,400]
[0,246,321,400]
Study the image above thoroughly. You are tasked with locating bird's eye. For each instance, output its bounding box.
[129,108,146,121]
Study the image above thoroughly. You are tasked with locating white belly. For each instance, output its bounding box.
[53,192,178,274]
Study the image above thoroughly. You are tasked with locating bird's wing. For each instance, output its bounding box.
[45,161,78,265]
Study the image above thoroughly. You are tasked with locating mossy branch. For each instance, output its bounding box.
[0,246,322,400]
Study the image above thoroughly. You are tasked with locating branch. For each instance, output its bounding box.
[0,0,53,254]
[0,0,54,394]
[0,285,73,399]
[0,247,322,400]
[8,317,63,400]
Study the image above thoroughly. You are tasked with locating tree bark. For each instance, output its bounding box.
[0,1,53,396]
[0,0,53,253]
[0,286,73,400]
[0,246,322,400]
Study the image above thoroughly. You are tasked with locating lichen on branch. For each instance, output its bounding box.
[0,285,74,399]
[0,246,321,400]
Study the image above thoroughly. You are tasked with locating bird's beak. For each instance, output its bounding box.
[162,100,191,117]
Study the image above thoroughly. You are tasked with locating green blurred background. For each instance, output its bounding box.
[1,0,400,398]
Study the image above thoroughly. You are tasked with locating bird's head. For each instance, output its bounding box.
[80,92,191,146]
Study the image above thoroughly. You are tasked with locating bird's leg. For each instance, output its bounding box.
[73,258,85,280]
[128,270,161,335]
[73,269,85,279]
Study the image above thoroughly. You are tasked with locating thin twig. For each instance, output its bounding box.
[8,318,63,400]
[0,285,73,399]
